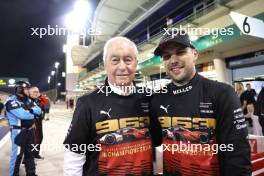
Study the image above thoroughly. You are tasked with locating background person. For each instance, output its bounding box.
[235,82,252,126]
[66,98,69,110]
[5,81,42,176]
[45,96,51,120]
[244,83,257,110]
[39,94,50,121]
[244,104,263,136]
[29,86,45,159]
[235,82,247,112]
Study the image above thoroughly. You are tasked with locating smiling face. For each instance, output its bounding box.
[161,42,198,85]
[104,39,138,86]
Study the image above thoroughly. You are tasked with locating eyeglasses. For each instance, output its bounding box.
[162,47,188,61]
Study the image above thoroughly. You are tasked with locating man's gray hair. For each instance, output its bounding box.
[103,36,138,63]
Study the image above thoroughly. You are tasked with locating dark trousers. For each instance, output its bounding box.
[33,118,43,156]
[12,128,36,176]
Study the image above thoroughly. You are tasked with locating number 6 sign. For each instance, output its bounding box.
[230,11,264,39]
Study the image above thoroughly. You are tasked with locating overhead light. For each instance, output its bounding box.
[74,0,91,14]
[51,71,55,76]
[57,83,61,86]
[62,72,66,77]
[55,62,60,69]
[65,0,91,32]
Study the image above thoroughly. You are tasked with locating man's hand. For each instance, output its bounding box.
[32,123,36,129]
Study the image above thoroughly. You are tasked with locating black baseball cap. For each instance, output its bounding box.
[154,29,195,56]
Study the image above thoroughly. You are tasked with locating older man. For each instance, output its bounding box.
[151,30,251,176]
[29,86,44,159]
[64,37,156,176]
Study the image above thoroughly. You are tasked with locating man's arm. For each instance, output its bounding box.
[63,98,91,176]
[216,85,251,176]
[31,102,42,116]
[5,100,34,120]
[149,95,163,162]
[64,149,86,176]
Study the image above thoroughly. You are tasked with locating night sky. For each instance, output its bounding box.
[0,0,75,91]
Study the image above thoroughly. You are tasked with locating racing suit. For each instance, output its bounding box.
[150,73,251,176]
[64,80,155,176]
[5,95,42,176]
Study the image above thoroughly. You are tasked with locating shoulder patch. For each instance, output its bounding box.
[11,101,19,108]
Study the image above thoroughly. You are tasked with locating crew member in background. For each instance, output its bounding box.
[5,81,42,176]
[151,30,251,175]
[43,95,51,121]
[29,86,44,159]
[244,83,257,111]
